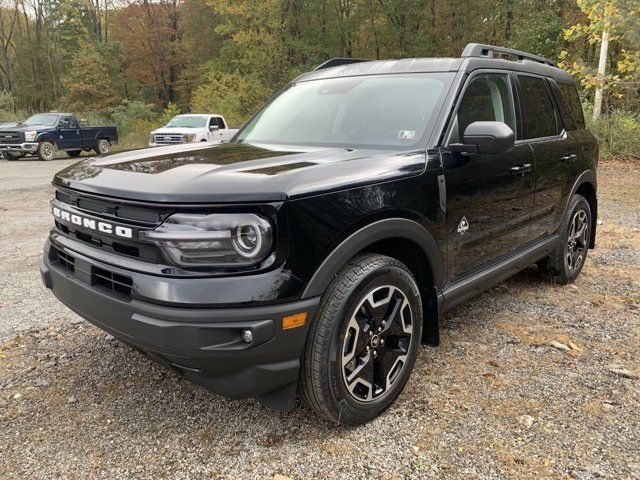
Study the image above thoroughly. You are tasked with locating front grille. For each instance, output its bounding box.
[51,247,75,273]
[0,131,23,144]
[153,133,184,145]
[50,246,133,299]
[92,266,133,298]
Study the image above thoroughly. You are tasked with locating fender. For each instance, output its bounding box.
[564,169,597,248]
[301,218,445,299]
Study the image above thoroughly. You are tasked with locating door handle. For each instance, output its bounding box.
[509,163,532,176]
[561,153,577,164]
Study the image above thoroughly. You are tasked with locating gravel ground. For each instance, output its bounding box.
[0,158,77,341]
[0,158,638,479]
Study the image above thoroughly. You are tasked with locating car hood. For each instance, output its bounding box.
[151,127,205,135]
[53,142,427,203]
[0,124,53,132]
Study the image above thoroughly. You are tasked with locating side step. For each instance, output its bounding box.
[440,235,559,312]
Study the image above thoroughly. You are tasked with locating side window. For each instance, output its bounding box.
[517,76,559,139]
[208,117,217,128]
[59,116,73,129]
[455,73,515,140]
[558,83,585,129]
[216,117,226,129]
[550,81,576,131]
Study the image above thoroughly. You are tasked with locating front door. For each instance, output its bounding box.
[57,116,82,149]
[443,72,536,280]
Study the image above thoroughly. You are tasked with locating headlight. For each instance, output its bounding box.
[25,131,37,142]
[140,213,273,268]
[184,134,196,143]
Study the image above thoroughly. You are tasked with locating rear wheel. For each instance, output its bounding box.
[67,150,82,158]
[95,139,111,155]
[541,194,591,284]
[300,254,423,425]
[37,141,56,161]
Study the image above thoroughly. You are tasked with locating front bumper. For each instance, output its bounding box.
[40,239,319,409]
[0,142,38,152]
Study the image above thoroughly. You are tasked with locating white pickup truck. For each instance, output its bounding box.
[149,114,238,147]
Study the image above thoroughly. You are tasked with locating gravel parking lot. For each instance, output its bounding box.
[0,158,638,479]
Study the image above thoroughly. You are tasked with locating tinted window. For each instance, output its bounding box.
[550,82,576,131]
[237,73,452,149]
[456,73,515,139]
[215,117,226,129]
[518,76,558,139]
[558,83,585,129]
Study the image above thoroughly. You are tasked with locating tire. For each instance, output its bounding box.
[300,254,423,425]
[37,141,56,161]
[95,139,111,155]
[543,194,592,284]
[3,152,22,161]
[67,150,82,158]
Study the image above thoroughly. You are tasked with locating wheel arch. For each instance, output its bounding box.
[567,170,597,248]
[301,218,444,345]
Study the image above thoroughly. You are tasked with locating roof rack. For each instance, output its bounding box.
[461,43,557,67]
[314,58,371,71]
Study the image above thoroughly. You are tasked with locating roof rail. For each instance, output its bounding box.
[314,58,371,71]
[461,43,557,67]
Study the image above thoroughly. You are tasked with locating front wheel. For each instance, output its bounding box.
[3,151,23,160]
[95,139,111,155]
[542,194,592,284]
[37,142,56,161]
[300,254,423,425]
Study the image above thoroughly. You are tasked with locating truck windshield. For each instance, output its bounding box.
[22,113,60,126]
[166,116,208,128]
[236,73,453,149]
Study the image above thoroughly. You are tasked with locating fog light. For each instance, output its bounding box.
[241,329,253,343]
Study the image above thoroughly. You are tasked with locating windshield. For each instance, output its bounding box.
[166,115,208,128]
[22,113,60,127]
[236,73,452,149]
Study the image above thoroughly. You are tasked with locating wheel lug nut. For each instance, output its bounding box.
[366,346,370,351]
[381,339,385,345]
[373,351,377,357]
[377,326,382,332]
[368,330,373,337]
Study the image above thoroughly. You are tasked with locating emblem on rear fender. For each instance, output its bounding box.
[457,217,469,235]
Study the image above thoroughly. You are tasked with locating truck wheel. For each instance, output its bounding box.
[543,194,592,285]
[67,150,82,158]
[300,254,423,425]
[3,152,22,161]
[37,142,56,161]
[95,139,111,155]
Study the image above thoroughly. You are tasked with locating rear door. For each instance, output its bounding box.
[443,72,536,279]
[57,115,82,150]
[514,74,576,239]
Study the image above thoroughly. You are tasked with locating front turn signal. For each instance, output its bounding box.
[282,312,307,330]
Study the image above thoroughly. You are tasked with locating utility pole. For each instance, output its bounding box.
[593,26,609,118]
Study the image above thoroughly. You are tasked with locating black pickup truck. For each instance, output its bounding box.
[0,113,117,161]
[41,44,598,425]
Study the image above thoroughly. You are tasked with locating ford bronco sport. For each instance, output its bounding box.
[41,44,598,425]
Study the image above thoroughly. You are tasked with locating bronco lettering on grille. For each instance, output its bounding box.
[52,206,133,239]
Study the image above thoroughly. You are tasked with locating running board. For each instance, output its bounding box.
[440,235,559,312]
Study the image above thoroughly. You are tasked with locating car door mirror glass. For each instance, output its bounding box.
[450,121,515,154]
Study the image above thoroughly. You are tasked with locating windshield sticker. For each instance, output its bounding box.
[398,130,416,141]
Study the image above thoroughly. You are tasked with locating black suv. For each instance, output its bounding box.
[41,44,598,425]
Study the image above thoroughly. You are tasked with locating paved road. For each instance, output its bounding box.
[0,158,78,340]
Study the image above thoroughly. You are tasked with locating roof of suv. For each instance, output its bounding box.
[298,43,574,84]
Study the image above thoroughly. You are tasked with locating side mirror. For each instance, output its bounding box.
[209,125,219,132]
[450,121,515,155]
